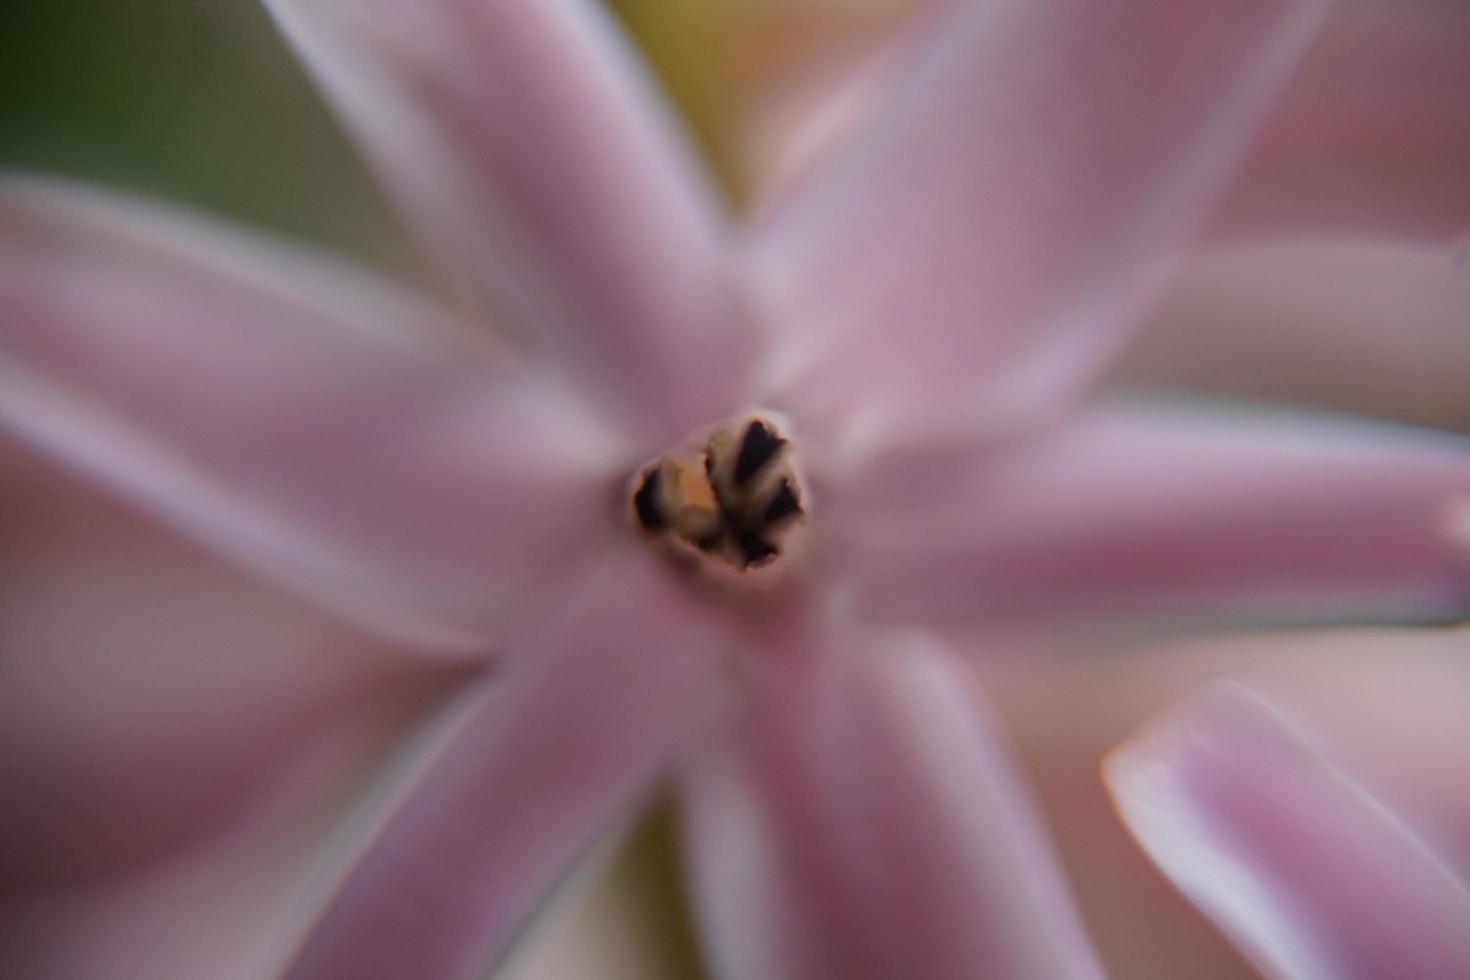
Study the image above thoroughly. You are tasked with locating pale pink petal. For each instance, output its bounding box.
[263,0,755,444]
[979,623,1470,979]
[680,628,1103,980]
[0,177,615,650]
[834,403,1470,624]
[747,0,1328,452]
[0,434,450,894]
[0,686,427,980]
[1113,240,1470,435]
[1106,683,1470,979]
[282,550,723,980]
[1215,0,1470,243]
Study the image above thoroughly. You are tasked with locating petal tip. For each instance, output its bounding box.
[1105,678,1470,980]
[1102,679,1269,819]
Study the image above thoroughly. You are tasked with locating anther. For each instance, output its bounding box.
[737,529,779,567]
[633,468,666,531]
[763,479,802,525]
[733,420,786,486]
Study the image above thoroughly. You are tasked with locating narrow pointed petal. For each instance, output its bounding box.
[1106,683,1470,979]
[1215,0,1470,243]
[681,629,1103,980]
[0,177,613,649]
[836,403,1470,625]
[749,0,1327,452]
[1117,241,1470,435]
[283,551,722,980]
[264,0,755,443]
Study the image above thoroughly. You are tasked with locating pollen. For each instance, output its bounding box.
[629,414,808,574]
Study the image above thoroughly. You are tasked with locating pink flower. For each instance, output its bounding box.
[2,2,1468,979]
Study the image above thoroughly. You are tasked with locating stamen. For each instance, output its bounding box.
[627,412,809,580]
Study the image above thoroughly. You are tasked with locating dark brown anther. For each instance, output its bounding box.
[733,420,786,485]
[736,530,779,568]
[633,468,666,530]
[763,479,802,524]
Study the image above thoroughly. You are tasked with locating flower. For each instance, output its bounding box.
[2,2,1469,979]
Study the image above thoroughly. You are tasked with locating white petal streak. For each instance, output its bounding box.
[748,0,1328,451]
[264,0,755,444]
[681,629,1102,980]
[0,177,611,650]
[1107,683,1470,979]
[282,550,724,980]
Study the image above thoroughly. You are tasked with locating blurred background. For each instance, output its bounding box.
[0,0,409,268]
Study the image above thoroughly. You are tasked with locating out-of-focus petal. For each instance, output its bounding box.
[746,0,1327,454]
[1113,240,1470,435]
[0,693,426,980]
[834,403,1470,625]
[281,550,724,980]
[0,435,450,894]
[1215,0,1470,243]
[978,623,1470,979]
[680,627,1103,980]
[0,177,615,650]
[263,0,755,444]
[1106,683,1470,979]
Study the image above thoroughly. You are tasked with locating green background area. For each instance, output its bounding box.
[0,1,408,265]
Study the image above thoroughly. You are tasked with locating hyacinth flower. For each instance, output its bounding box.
[3,1,1470,979]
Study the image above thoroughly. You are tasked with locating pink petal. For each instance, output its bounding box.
[746,0,1328,452]
[1214,0,1470,243]
[1114,240,1470,436]
[834,403,1470,624]
[0,434,447,894]
[0,688,425,980]
[978,623,1470,979]
[1106,682,1470,979]
[0,177,613,650]
[263,0,756,445]
[680,627,1103,980]
[283,550,723,980]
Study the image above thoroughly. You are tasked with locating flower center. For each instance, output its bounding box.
[628,413,808,575]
